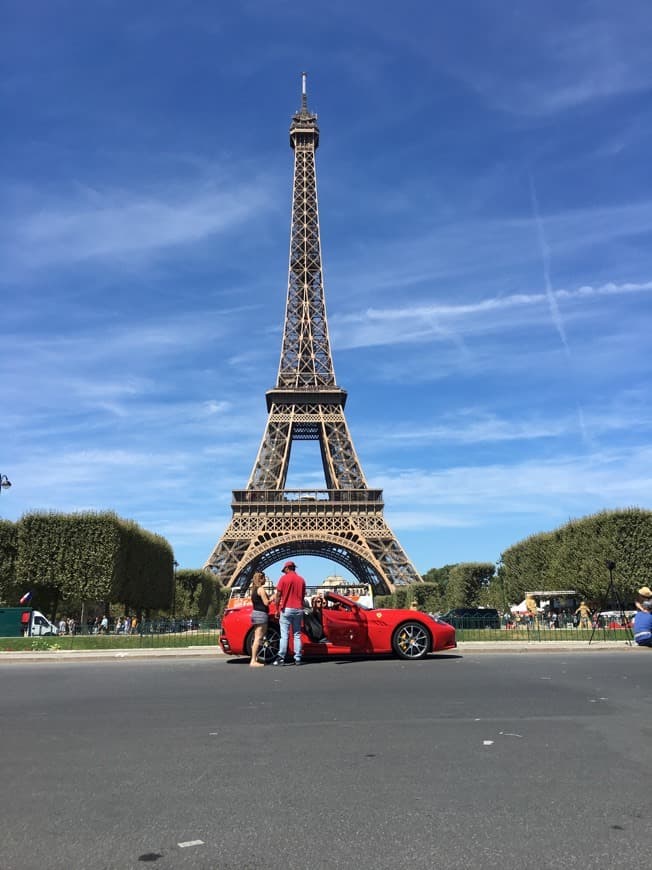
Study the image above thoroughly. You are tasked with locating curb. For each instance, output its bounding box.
[0,641,635,662]
[457,641,634,653]
[0,647,222,663]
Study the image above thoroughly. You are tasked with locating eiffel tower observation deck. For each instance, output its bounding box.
[204,75,422,594]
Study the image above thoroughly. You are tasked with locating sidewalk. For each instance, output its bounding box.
[0,640,635,663]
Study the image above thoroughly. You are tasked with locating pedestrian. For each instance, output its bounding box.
[273,560,306,666]
[574,601,592,629]
[249,571,271,667]
[100,614,109,634]
[58,617,67,635]
[633,599,652,647]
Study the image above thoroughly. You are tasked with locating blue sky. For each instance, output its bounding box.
[2,0,651,584]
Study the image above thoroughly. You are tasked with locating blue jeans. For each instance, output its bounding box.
[278,608,303,662]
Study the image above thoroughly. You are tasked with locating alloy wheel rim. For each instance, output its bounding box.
[397,623,428,657]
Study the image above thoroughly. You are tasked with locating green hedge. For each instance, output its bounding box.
[374,583,441,611]
[500,508,652,603]
[445,562,495,609]
[173,569,228,619]
[14,511,174,614]
[0,519,18,604]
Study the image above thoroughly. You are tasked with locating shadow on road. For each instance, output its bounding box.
[226,653,462,666]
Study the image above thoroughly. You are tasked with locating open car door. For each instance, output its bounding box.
[321,594,368,649]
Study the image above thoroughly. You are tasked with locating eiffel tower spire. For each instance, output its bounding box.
[204,76,422,593]
[276,72,335,391]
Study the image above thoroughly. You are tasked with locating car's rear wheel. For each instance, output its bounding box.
[245,625,281,664]
[392,621,430,660]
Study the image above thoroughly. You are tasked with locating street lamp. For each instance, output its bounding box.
[0,474,11,492]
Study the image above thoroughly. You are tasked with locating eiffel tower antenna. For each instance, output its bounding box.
[301,71,308,110]
[204,75,423,593]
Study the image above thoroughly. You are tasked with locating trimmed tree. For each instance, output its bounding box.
[0,519,18,605]
[500,508,652,604]
[15,511,174,618]
[445,562,496,609]
[173,569,226,619]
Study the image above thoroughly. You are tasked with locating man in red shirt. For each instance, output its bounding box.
[273,560,307,665]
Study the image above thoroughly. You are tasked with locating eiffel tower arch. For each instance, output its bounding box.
[204,75,422,595]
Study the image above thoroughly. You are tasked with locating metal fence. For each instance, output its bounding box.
[1,615,634,651]
[450,615,632,642]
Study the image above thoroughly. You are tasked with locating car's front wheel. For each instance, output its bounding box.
[392,621,430,660]
[245,625,281,664]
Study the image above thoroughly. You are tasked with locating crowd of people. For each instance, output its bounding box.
[502,591,649,631]
[57,616,78,635]
[55,615,141,635]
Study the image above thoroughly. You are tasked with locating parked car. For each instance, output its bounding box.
[439,607,501,630]
[220,591,457,662]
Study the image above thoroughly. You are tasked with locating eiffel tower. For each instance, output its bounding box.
[204,75,422,594]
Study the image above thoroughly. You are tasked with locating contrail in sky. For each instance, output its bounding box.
[529,172,588,444]
[529,174,570,354]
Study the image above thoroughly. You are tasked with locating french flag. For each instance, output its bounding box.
[19,591,33,605]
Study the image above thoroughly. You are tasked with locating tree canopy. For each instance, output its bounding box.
[499,508,652,604]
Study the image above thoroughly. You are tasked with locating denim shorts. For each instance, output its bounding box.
[251,611,269,626]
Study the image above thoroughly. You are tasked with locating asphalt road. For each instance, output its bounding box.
[1,651,650,870]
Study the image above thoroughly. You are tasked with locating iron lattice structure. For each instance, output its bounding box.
[204,76,422,594]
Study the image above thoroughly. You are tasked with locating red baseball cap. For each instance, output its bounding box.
[283,560,296,570]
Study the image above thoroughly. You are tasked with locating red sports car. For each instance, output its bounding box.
[219,591,456,662]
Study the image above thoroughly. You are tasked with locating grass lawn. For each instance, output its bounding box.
[0,631,221,652]
[456,627,632,641]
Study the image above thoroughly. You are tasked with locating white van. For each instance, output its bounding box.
[29,611,59,636]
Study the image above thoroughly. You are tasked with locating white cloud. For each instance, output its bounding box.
[331,279,652,350]
[378,443,652,530]
[0,174,275,273]
[439,4,652,116]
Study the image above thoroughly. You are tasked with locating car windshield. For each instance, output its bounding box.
[327,595,371,611]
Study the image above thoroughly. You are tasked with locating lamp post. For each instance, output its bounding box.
[0,474,11,493]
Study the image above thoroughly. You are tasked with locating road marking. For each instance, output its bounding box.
[178,840,204,848]
[483,740,494,746]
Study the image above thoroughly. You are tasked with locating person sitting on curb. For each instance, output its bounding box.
[633,599,652,647]
[635,586,652,612]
